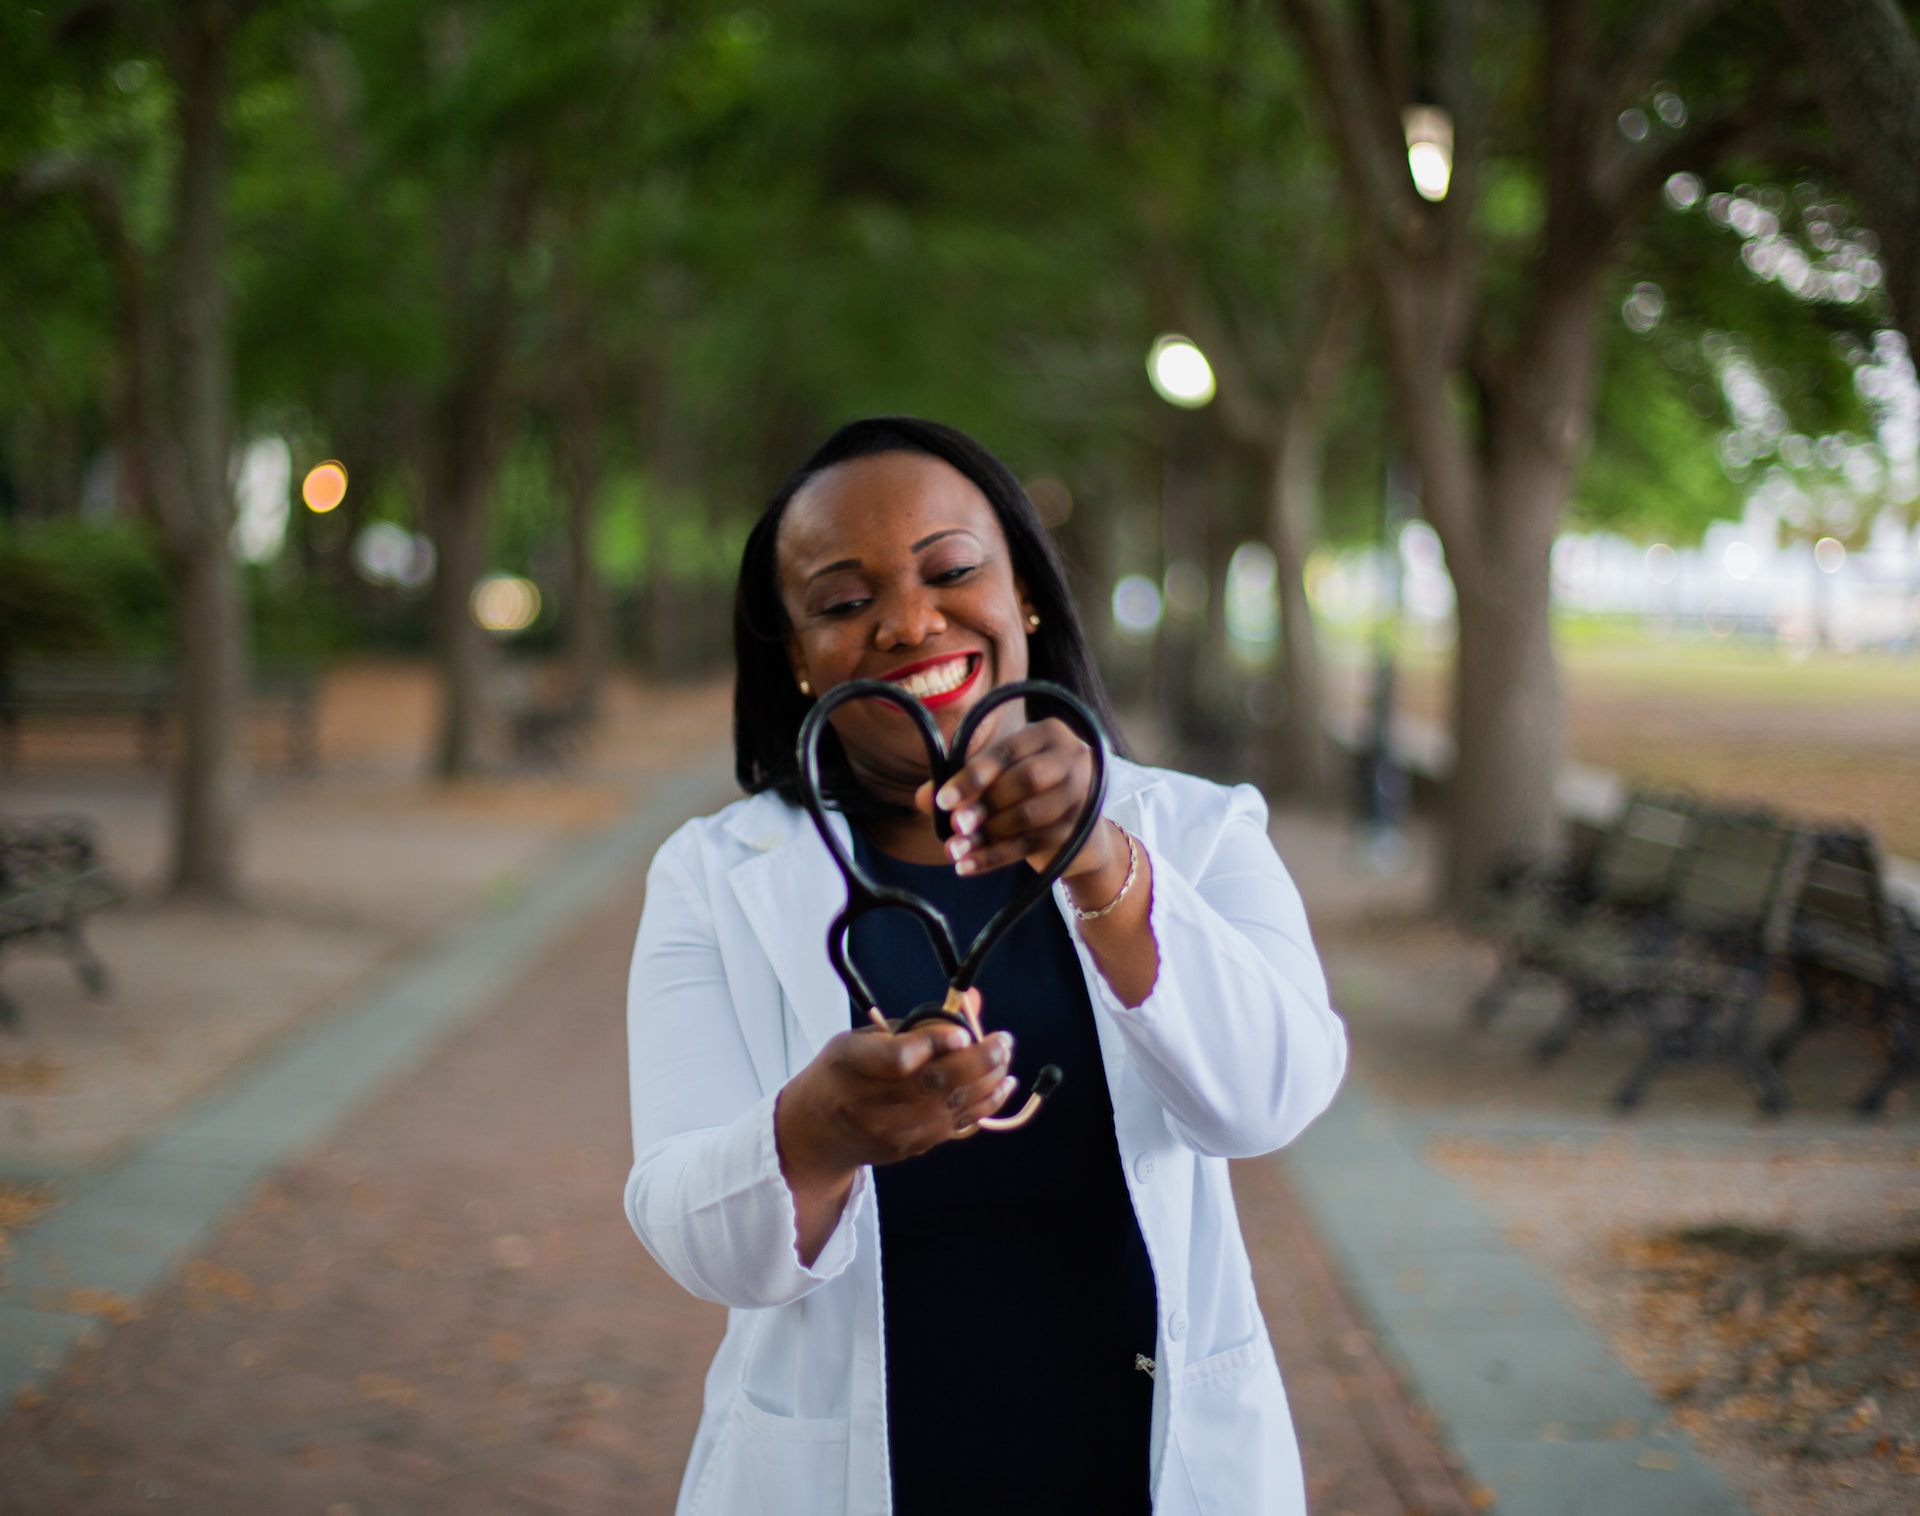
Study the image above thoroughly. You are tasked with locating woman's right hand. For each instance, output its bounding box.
[774,994,1014,1264]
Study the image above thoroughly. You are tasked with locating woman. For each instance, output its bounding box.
[625,417,1346,1516]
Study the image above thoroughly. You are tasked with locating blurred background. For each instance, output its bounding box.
[1,2,1918,1513]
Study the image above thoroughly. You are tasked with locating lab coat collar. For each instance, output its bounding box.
[723,792,853,1070]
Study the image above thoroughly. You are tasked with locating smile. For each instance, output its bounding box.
[885,653,982,710]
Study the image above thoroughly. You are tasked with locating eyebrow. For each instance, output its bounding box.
[801,529,978,587]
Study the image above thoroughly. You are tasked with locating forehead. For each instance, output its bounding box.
[777,451,1003,569]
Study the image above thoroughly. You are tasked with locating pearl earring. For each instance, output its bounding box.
[798,678,812,696]
[1026,612,1041,631]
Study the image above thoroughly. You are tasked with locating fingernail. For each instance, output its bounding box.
[947,836,972,862]
[955,855,977,875]
[954,807,981,836]
[996,1076,1016,1103]
[935,785,959,811]
[992,1037,1011,1067]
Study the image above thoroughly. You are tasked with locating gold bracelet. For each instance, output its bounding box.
[1073,822,1139,922]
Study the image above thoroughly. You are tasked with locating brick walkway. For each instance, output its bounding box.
[0,802,1468,1514]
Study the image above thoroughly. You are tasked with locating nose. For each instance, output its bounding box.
[874,585,947,650]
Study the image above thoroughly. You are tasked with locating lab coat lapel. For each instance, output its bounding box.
[725,804,854,1077]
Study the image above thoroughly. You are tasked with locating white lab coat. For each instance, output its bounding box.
[625,757,1347,1515]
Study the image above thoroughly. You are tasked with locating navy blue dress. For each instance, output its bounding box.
[848,833,1157,1515]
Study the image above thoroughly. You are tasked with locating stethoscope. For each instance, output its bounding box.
[796,678,1109,1132]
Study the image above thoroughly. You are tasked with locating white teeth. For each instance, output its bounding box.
[896,658,972,699]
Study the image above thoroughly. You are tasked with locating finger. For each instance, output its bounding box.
[953,1072,1020,1137]
[973,765,1082,845]
[913,780,935,816]
[948,736,1087,841]
[845,1022,969,1080]
[957,817,1079,875]
[913,1031,1009,1099]
[934,724,1055,815]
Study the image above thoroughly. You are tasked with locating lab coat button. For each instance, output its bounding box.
[1133,1153,1155,1183]
[1167,1310,1188,1342]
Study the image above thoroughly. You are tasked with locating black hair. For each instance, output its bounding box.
[732,415,1123,809]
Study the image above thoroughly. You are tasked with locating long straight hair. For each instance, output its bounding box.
[732,416,1123,809]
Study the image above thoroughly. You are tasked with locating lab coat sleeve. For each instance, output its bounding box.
[1072,782,1347,1157]
[624,837,869,1308]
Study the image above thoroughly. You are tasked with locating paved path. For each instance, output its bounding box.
[0,767,1469,1513]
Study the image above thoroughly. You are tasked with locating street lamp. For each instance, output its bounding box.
[1402,105,1453,202]
[1146,333,1216,409]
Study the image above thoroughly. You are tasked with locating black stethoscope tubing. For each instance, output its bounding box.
[795,677,1110,1131]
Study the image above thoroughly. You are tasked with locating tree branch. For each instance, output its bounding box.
[1276,0,1416,246]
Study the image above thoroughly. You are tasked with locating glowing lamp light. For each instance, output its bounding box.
[1814,537,1846,574]
[1402,105,1453,202]
[302,460,349,513]
[1146,334,1216,409]
[470,574,542,634]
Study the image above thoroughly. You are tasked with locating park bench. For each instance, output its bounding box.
[1765,828,1920,1115]
[0,657,319,772]
[1606,808,1816,1114]
[1469,798,1819,1113]
[0,812,125,1030]
[1467,791,1699,1062]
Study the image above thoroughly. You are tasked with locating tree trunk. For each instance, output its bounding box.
[160,1,245,899]
[1262,270,1358,802]
[1266,435,1330,799]
[171,539,246,893]
[557,411,605,716]
[1439,277,1602,900]
[425,428,496,777]
[1447,533,1561,897]
[1774,0,1920,346]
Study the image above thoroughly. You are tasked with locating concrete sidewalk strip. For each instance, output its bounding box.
[1285,1078,1751,1516]
[0,755,735,1406]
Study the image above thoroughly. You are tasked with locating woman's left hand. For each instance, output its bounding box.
[915,716,1119,882]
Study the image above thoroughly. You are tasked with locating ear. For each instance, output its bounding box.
[785,635,809,691]
[1014,574,1036,626]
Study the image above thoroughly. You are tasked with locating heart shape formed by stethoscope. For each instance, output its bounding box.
[796,678,1109,1131]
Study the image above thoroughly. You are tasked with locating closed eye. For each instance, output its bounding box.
[819,597,871,618]
[927,564,979,585]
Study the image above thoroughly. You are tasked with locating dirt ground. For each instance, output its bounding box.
[1428,1139,1920,1516]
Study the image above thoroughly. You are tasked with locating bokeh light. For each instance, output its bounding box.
[1663,172,1702,211]
[1814,537,1847,573]
[1146,335,1216,408]
[302,460,349,513]
[1111,575,1163,641]
[1723,541,1757,580]
[1621,282,1664,333]
[1163,559,1208,618]
[1024,475,1074,527]
[353,522,435,589]
[1644,543,1679,583]
[471,574,542,633]
[1401,105,1452,201]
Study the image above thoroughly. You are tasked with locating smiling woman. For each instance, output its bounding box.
[623,417,1348,1516]
[732,418,1119,820]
